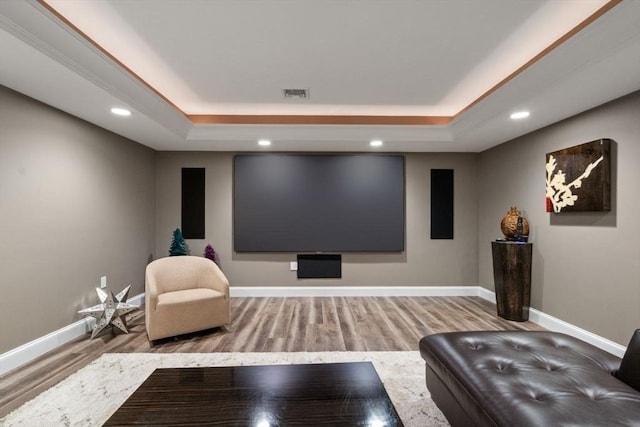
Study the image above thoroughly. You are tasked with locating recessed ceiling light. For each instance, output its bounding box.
[510,111,530,120]
[370,139,383,147]
[111,107,131,116]
[258,139,271,146]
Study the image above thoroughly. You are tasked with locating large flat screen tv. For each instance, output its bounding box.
[233,154,405,252]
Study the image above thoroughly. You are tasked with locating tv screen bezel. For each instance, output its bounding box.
[232,153,406,253]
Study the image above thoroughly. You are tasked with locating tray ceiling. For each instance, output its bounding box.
[1,0,639,151]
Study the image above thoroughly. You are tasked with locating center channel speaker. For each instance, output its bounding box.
[297,254,342,279]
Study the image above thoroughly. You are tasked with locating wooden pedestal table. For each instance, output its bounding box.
[491,241,532,322]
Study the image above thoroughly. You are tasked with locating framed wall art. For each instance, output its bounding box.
[545,139,611,213]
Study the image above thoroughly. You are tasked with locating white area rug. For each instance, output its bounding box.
[2,351,449,426]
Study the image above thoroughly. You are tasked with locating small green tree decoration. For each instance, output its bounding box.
[169,228,188,256]
[203,244,219,265]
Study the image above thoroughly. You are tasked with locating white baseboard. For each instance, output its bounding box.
[476,289,627,358]
[1,287,627,375]
[476,287,497,304]
[229,285,479,298]
[527,308,626,358]
[0,318,92,376]
[0,293,144,376]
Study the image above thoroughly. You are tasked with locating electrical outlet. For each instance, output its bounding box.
[290,262,298,271]
[100,276,107,288]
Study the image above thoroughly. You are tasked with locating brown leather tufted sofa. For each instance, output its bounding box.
[420,331,640,426]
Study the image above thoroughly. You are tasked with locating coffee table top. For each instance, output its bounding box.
[105,361,403,426]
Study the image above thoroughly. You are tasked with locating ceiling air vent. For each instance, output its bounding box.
[282,88,310,99]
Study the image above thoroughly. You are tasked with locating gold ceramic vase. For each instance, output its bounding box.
[500,206,529,240]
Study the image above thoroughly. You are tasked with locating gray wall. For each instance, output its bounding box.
[156,152,479,287]
[478,91,640,345]
[0,86,156,352]
[4,80,636,353]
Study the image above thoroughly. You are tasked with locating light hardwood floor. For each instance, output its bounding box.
[0,296,544,416]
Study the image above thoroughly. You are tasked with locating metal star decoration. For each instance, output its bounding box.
[78,285,140,338]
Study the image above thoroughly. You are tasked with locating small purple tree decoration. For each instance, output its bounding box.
[204,244,218,265]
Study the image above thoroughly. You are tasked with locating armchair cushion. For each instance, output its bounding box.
[157,288,225,307]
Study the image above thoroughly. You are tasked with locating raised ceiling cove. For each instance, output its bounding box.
[0,0,639,152]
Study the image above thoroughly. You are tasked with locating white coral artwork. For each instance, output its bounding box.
[545,154,604,213]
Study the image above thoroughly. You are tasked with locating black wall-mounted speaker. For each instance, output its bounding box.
[182,168,205,239]
[297,254,342,279]
[431,169,454,239]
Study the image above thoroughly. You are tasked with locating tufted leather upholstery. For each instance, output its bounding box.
[420,331,640,427]
[616,329,640,391]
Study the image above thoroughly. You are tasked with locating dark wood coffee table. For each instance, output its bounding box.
[105,361,403,426]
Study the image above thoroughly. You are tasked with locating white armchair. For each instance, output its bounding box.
[145,256,230,341]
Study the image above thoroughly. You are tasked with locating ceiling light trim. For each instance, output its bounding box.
[188,114,452,126]
[510,111,530,120]
[111,107,131,116]
[36,0,187,120]
[453,0,623,121]
[36,0,623,128]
